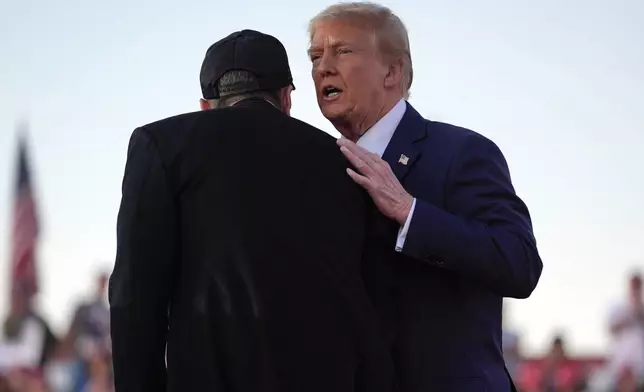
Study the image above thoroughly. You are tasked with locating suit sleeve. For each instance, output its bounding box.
[109,127,178,392]
[401,134,542,298]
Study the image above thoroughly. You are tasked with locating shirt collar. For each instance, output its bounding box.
[357,99,407,157]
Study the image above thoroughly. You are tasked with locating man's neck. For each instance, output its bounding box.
[229,96,281,112]
[334,95,402,142]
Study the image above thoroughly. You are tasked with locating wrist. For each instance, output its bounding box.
[395,194,414,225]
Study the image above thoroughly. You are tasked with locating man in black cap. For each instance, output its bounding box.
[109,30,395,392]
[198,30,296,112]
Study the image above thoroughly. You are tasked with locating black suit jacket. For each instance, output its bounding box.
[108,99,394,392]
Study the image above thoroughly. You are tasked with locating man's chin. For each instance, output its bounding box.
[320,104,349,124]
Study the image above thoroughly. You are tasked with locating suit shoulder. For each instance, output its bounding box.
[427,120,502,153]
[428,120,486,143]
[136,110,206,143]
[284,116,339,145]
[267,114,344,160]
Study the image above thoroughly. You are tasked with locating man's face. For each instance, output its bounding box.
[97,274,108,297]
[630,276,642,302]
[309,20,390,133]
[553,341,564,358]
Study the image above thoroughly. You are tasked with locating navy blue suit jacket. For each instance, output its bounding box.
[373,102,542,391]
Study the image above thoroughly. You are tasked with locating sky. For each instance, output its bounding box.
[0,0,642,356]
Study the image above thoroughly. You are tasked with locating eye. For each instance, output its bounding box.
[338,47,353,54]
[310,55,320,62]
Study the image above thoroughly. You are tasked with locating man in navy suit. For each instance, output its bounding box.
[308,3,543,391]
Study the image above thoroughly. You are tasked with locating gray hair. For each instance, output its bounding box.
[208,70,281,109]
[309,2,413,99]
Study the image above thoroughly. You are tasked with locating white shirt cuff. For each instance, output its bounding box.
[395,198,416,252]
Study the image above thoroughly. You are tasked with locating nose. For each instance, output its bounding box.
[315,52,337,78]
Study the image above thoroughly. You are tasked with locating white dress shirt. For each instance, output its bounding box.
[606,301,644,380]
[357,99,416,252]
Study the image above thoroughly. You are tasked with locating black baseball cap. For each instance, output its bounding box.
[200,29,295,100]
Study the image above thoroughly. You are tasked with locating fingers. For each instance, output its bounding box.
[340,146,377,177]
[346,168,373,190]
[338,139,392,184]
[338,138,411,223]
[338,138,379,166]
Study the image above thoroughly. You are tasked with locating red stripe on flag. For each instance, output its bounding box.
[10,158,39,298]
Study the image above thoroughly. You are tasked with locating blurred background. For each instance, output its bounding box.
[0,0,642,390]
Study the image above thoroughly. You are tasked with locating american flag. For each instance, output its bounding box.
[10,131,40,298]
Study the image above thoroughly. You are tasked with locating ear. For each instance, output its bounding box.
[199,98,211,111]
[383,57,404,90]
[281,85,294,116]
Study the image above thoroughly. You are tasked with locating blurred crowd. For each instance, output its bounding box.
[504,271,644,392]
[0,274,112,392]
[0,270,642,391]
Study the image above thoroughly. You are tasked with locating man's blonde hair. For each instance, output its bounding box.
[309,2,413,99]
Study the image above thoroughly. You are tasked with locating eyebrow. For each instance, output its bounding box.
[307,41,352,56]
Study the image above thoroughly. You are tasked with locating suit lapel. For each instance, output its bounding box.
[382,102,427,182]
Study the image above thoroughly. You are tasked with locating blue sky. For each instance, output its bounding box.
[0,0,642,356]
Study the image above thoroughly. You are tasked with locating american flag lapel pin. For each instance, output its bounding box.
[398,154,409,165]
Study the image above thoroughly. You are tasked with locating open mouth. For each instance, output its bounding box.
[322,85,343,99]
